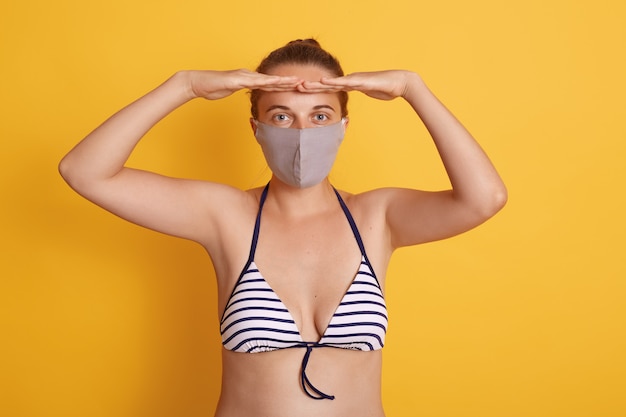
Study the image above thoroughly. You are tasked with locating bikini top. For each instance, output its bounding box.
[220,184,388,400]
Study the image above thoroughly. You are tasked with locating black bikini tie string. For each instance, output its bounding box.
[300,343,335,400]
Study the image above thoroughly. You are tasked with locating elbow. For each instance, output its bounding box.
[460,182,507,225]
[58,154,119,198]
[58,154,88,192]
[58,155,76,187]
[493,185,508,213]
[481,182,508,219]
[58,156,69,180]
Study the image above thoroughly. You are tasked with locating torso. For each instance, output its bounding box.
[204,182,392,416]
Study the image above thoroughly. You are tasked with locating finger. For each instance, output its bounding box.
[317,76,348,85]
[242,73,300,86]
[260,75,300,84]
[297,86,343,94]
[322,76,394,98]
[298,80,347,93]
[255,85,300,92]
[319,77,370,93]
[319,75,362,87]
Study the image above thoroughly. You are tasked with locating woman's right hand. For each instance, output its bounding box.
[187,69,302,100]
[60,69,301,245]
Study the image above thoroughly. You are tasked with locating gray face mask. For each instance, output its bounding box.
[253,118,347,188]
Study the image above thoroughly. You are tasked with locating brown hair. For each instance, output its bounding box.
[250,39,348,119]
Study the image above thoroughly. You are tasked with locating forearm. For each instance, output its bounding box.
[403,73,507,213]
[59,71,195,186]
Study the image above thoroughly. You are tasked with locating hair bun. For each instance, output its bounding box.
[287,38,322,48]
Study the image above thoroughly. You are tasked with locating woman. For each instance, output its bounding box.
[59,39,507,416]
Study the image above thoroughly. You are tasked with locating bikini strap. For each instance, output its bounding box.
[247,183,270,262]
[333,189,368,258]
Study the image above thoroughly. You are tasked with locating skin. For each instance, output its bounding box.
[59,62,507,417]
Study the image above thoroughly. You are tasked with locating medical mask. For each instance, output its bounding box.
[253,118,347,188]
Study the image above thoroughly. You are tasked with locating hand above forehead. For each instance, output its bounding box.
[190,69,302,100]
[296,70,417,101]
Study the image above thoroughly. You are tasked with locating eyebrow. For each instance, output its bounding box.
[264,104,337,113]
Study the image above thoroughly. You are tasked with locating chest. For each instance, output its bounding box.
[253,211,364,341]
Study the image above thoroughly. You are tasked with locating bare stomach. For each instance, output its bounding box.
[215,347,385,417]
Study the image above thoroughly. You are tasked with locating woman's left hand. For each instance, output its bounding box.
[303,68,508,248]
[298,70,417,101]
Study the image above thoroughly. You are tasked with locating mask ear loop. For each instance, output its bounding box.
[250,118,259,134]
[340,117,349,130]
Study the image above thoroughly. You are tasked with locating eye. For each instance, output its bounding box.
[312,113,330,124]
[271,113,291,124]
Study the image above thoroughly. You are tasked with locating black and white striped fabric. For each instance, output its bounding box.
[220,255,387,353]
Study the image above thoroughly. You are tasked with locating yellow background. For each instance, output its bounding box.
[1,0,625,416]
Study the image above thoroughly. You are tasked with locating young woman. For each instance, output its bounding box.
[59,39,507,417]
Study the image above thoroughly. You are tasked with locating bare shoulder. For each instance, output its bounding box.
[188,181,265,261]
[333,187,396,241]
[332,187,407,283]
[334,186,437,248]
[345,185,504,248]
[335,186,433,232]
[200,180,262,209]
[336,187,420,215]
[193,181,265,228]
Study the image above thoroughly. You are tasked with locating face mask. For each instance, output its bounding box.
[253,118,347,188]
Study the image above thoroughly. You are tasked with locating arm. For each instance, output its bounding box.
[301,70,507,248]
[59,70,300,242]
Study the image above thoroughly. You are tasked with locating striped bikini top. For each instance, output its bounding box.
[220,184,388,400]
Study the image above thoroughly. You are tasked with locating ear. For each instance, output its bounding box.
[249,117,257,134]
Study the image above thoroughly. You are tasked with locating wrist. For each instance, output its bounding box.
[402,71,425,100]
[171,70,197,101]
[401,71,426,100]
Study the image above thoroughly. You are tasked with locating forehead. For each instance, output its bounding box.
[266,63,334,80]
[258,64,341,112]
[258,90,340,112]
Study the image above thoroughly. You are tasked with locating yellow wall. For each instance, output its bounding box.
[2,0,625,416]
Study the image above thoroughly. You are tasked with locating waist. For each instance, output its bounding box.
[216,347,384,417]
